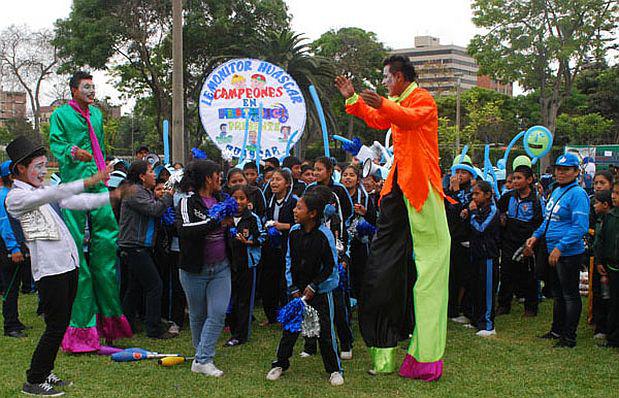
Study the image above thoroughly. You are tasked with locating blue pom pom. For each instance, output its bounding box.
[191,147,207,160]
[342,137,362,156]
[229,227,237,238]
[162,206,176,226]
[356,219,377,238]
[277,298,305,333]
[208,196,238,222]
[267,225,282,248]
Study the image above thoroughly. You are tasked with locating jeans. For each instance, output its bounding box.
[121,248,163,337]
[180,260,231,364]
[550,254,583,343]
[27,269,78,384]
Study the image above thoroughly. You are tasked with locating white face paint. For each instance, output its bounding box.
[381,66,396,96]
[75,80,96,104]
[26,156,48,187]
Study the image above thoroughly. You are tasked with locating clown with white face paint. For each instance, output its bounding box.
[335,55,451,381]
[49,71,133,353]
[5,135,120,396]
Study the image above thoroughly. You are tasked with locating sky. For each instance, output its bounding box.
[0,0,483,111]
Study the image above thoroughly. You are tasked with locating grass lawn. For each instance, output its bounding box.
[1,294,617,397]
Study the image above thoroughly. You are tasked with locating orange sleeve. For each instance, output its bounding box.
[376,92,436,130]
[345,95,391,130]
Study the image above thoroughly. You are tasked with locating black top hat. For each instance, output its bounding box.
[5,136,45,172]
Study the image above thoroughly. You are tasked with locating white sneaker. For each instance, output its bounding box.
[476,329,497,337]
[593,333,607,340]
[340,350,352,360]
[266,367,283,381]
[450,315,470,324]
[462,323,476,329]
[168,323,180,335]
[299,351,312,358]
[329,371,344,386]
[191,360,224,377]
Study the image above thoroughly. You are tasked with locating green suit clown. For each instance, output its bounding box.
[49,72,132,352]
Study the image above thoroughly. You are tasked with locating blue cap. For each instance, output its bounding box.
[0,160,12,178]
[555,152,580,167]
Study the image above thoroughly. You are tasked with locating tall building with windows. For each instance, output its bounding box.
[0,90,27,126]
[391,36,512,96]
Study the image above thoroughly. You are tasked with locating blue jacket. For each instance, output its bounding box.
[0,186,24,254]
[533,181,589,256]
[285,223,339,295]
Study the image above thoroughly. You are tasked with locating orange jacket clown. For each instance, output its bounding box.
[346,82,451,381]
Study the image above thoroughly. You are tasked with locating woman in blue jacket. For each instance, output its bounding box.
[526,153,589,348]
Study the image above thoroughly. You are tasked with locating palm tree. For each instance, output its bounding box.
[241,29,337,158]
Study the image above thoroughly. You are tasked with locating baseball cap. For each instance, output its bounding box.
[555,152,580,167]
[0,160,12,177]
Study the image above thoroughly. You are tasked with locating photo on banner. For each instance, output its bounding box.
[199,58,307,159]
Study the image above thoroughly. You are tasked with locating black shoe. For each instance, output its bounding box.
[553,339,576,348]
[224,338,243,347]
[538,331,560,340]
[5,330,27,338]
[495,306,510,316]
[21,382,64,396]
[46,373,72,388]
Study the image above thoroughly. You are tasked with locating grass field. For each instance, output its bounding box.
[1,294,617,397]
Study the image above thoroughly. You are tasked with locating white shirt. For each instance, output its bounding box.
[7,179,110,281]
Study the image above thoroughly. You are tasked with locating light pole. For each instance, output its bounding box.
[172,0,185,164]
[455,74,462,154]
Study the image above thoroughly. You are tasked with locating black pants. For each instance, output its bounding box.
[472,257,499,331]
[156,251,185,328]
[20,259,34,293]
[121,248,163,337]
[498,254,539,312]
[590,266,609,334]
[230,266,257,342]
[359,180,415,348]
[27,269,78,384]
[261,246,286,324]
[448,242,473,319]
[605,267,619,346]
[349,240,369,300]
[304,288,354,354]
[272,292,342,374]
[549,254,583,343]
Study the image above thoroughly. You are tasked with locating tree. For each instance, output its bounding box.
[311,27,387,155]
[555,112,614,146]
[469,0,617,139]
[0,25,58,132]
[55,0,291,149]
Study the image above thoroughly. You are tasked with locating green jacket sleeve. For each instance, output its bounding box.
[49,110,75,165]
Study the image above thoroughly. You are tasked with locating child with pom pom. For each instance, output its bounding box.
[266,187,344,386]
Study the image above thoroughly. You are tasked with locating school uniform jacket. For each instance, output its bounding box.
[229,208,266,272]
[285,223,339,295]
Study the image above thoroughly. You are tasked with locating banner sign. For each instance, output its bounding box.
[199,58,306,159]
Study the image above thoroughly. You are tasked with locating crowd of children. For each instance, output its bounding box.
[2,135,619,395]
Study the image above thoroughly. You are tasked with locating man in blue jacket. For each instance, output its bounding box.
[0,160,29,338]
[526,152,589,348]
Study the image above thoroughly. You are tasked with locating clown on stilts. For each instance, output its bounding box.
[49,71,132,352]
[335,55,451,381]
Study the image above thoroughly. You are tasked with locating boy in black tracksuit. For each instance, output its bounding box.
[267,185,343,385]
[496,167,543,316]
[445,172,474,320]
[226,202,265,346]
[468,183,501,334]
